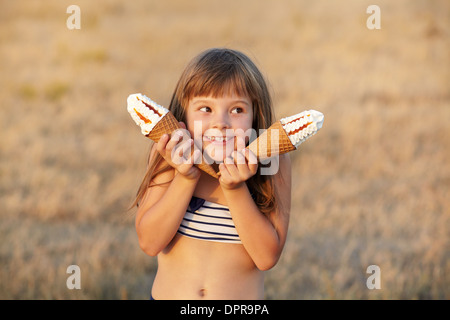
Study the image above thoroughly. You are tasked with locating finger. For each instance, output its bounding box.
[185,149,201,166]
[224,156,239,177]
[180,138,194,158]
[244,149,258,174]
[191,143,203,164]
[178,122,186,129]
[180,149,196,168]
[235,150,248,170]
[178,158,197,176]
[191,149,202,165]
[172,138,193,163]
[236,135,246,152]
[218,163,231,180]
[224,154,234,165]
[156,133,170,154]
[235,150,249,165]
[166,130,184,152]
[244,148,258,166]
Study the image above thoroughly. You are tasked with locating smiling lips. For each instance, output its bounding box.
[203,135,234,145]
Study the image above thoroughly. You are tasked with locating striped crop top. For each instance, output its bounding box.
[177,196,242,244]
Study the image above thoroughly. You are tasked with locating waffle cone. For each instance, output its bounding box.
[146,112,219,179]
[146,111,180,142]
[247,121,295,160]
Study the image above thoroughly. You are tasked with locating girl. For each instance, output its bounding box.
[133,48,291,300]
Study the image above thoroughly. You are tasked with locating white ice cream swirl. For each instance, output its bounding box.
[127,93,169,135]
[280,110,324,148]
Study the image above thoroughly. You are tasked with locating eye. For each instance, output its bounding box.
[199,106,211,112]
[231,107,244,114]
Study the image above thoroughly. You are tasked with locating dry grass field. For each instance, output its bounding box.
[0,0,448,299]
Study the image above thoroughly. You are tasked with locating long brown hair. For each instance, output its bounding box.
[132,48,278,214]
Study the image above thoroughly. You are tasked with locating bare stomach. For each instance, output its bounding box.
[151,234,264,300]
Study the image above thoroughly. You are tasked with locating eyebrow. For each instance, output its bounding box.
[191,99,212,105]
[191,98,251,106]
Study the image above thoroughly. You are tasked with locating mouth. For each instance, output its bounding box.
[203,135,234,145]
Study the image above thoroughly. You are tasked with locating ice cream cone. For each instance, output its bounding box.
[247,121,295,160]
[127,93,220,179]
[247,110,324,160]
[146,111,179,142]
[149,113,220,178]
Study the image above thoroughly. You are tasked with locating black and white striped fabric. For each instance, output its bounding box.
[177,197,242,244]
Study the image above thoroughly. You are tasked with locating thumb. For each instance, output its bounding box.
[178,121,186,129]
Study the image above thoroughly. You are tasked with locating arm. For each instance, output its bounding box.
[219,152,291,271]
[135,129,202,256]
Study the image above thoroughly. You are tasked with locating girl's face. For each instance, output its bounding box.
[185,93,253,163]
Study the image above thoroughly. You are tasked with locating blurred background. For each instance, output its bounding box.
[0,0,448,299]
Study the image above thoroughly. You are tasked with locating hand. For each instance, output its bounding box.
[219,148,258,190]
[156,122,202,180]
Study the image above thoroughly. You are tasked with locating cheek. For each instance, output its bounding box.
[243,116,255,143]
[186,117,209,139]
[236,116,253,132]
[185,111,197,136]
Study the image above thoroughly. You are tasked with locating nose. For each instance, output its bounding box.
[211,111,230,130]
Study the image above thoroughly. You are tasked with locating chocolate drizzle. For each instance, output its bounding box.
[137,96,163,117]
[284,114,309,126]
[134,108,151,124]
[288,122,312,136]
